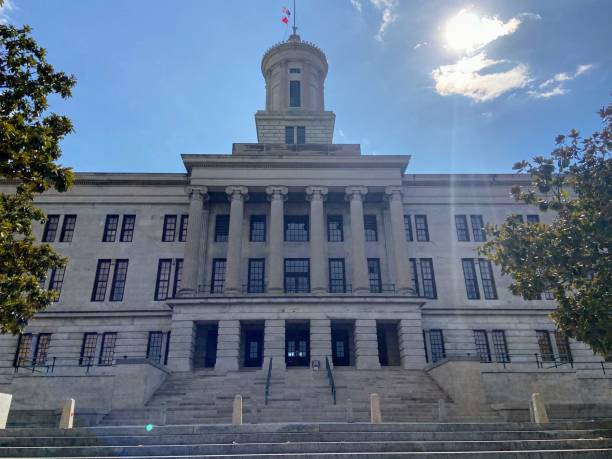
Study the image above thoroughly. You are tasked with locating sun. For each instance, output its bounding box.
[445,10,482,52]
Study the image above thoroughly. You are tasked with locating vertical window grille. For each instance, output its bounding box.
[285,126,295,144]
[492,330,510,363]
[99,333,117,366]
[415,215,430,241]
[154,259,172,300]
[249,215,266,242]
[59,215,77,242]
[214,215,230,242]
[284,258,310,293]
[455,215,470,241]
[364,215,378,241]
[327,215,343,242]
[120,215,136,242]
[164,332,171,365]
[555,332,572,363]
[367,258,382,293]
[284,215,309,241]
[172,259,183,298]
[296,126,306,144]
[536,330,554,362]
[420,258,437,299]
[179,214,189,242]
[289,80,301,107]
[14,334,33,367]
[162,215,177,242]
[478,259,498,299]
[527,214,540,224]
[429,330,446,362]
[328,258,346,293]
[247,258,265,293]
[79,333,98,366]
[102,215,119,242]
[211,259,227,293]
[409,258,420,296]
[91,259,112,301]
[462,258,480,299]
[404,215,413,241]
[49,266,66,301]
[33,334,51,366]
[110,259,129,302]
[473,330,491,362]
[147,331,163,363]
[42,215,60,242]
[470,215,486,242]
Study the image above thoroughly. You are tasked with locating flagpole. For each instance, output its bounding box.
[293,0,297,34]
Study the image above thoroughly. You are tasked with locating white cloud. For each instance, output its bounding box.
[349,0,399,41]
[444,9,522,53]
[0,0,14,24]
[338,129,346,138]
[350,0,362,13]
[528,86,568,99]
[530,64,594,99]
[575,64,594,76]
[414,42,428,50]
[432,52,530,102]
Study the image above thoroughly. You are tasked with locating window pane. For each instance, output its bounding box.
[296,126,306,144]
[289,80,301,107]
[409,258,420,296]
[214,215,230,242]
[285,126,295,144]
[99,333,117,366]
[14,334,33,367]
[527,214,540,224]
[537,330,554,362]
[462,259,480,299]
[285,215,309,241]
[179,215,189,242]
[172,259,183,298]
[470,215,486,242]
[284,259,310,293]
[162,215,177,242]
[120,215,136,242]
[404,215,413,241]
[110,259,129,302]
[415,215,429,241]
[60,215,77,242]
[79,333,98,366]
[211,259,226,293]
[455,215,470,241]
[478,259,497,299]
[42,215,60,242]
[555,332,572,363]
[33,334,51,366]
[473,330,491,362]
[492,330,510,363]
[147,331,163,363]
[248,259,265,293]
[155,259,172,300]
[49,266,66,301]
[429,330,445,362]
[329,258,346,293]
[367,258,381,293]
[420,258,437,299]
[250,215,266,242]
[327,215,343,242]
[103,215,119,242]
[91,259,111,301]
[364,215,378,241]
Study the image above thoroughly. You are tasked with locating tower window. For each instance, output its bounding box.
[289,68,301,74]
[285,126,306,144]
[289,80,301,107]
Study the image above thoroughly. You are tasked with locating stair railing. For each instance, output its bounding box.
[325,356,337,405]
[264,357,272,405]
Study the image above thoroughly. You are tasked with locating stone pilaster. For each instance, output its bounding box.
[385,186,412,294]
[266,186,289,294]
[354,319,381,369]
[167,320,195,372]
[224,186,248,294]
[398,318,427,369]
[310,319,332,368]
[345,186,369,294]
[263,319,286,373]
[215,320,240,372]
[179,187,209,297]
[306,186,328,294]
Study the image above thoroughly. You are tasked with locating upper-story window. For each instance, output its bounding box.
[285,126,305,144]
[285,215,309,241]
[478,259,498,299]
[42,215,60,242]
[367,258,382,293]
[527,214,540,224]
[328,258,346,293]
[102,215,119,242]
[109,260,129,302]
[473,330,492,362]
[492,330,510,363]
[211,258,227,294]
[414,215,430,241]
[120,215,136,242]
[59,215,77,242]
[284,258,310,293]
[214,215,230,242]
[289,80,301,107]
[248,258,265,293]
[250,215,266,242]
[455,215,470,241]
[162,215,177,242]
[327,215,343,242]
[462,258,480,300]
[154,259,172,301]
[536,330,554,362]
[91,259,112,301]
[404,215,413,241]
[289,68,301,74]
[364,215,378,242]
[419,258,437,299]
[179,215,189,242]
[470,215,486,242]
[49,266,66,301]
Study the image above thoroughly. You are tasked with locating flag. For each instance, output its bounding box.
[281,16,289,24]
[281,6,291,24]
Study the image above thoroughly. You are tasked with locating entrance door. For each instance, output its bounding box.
[244,329,264,367]
[332,329,350,366]
[377,326,389,366]
[286,330,309,367]
[194,324,218,369]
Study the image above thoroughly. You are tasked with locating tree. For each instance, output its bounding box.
[0,23,75,333]
[479,103,611,358]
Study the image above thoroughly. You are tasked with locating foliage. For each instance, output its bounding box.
[479,103,611,358]
[0,23,75,334]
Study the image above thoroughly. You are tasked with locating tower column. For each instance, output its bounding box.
[306,186,328,294]
[345,186,369,294]
[385,186,412,294]
[266,186,289,294]
[179,187,209,297]
[224,186,248,294]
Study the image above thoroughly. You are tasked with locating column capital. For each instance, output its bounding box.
[305,186,328,202]
[345,186,368,201]
[265,185,289,201]
[384,186,404,202]
[225,186,249,201]
[187,186,209,202]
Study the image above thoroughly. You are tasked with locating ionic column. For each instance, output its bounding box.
[306,186,328,294]
[354,319,381,370]
[224,186,248,294]
[345,186,369,294]
[215,320,240,372]
[179,187,209,297]
[266,186,289,294]
[385,186,412,294]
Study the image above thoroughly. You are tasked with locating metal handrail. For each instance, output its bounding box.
[264,357,272,405]
[325,356,337,405]
[11,355,165,375]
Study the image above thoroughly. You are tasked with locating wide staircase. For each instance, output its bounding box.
[1,421,611,458]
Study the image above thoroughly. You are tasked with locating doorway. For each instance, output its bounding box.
[376,321,401,367]
[286,321,310,367]
[331,320,355,366]
[241,321,264,368]
[193,322,218,368]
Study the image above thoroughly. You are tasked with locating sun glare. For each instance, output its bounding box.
[445,10,481,52]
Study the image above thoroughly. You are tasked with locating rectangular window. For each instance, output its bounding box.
[289,68,301,74]
[537,330,554,362]
[154,259,172,300]
[284,258,310,293]
[367,258,382,293]
[42,215,60,242]
[409,258,420,296]
[179,214,189,242]
[247,258,265,293]
[91,259,112,302]
[211,258,226,293]
[99,332,117,366]
[289,80,301,107]
[250,215,266,242]
[102,215,119,242]
[214,215,230,242]
[329,258,346,293]
[429,330,446,363]
[296,126,306,144]
[172,259,183,298]
[544,290,555,300]
[420,258,437,299]
[527,214,540,224]
[327,215,343,242]
[59,215,77,242]
[109,259,129,302]
[33,334,51,366]
[164,332,171,365]
[455,215,470,241]
[14,334,33,367]
[79,333,98,366]
[147,331,163,363]
[284,215,309,241]
[162,215,177,242]
[555,332,572,363]
[364,215,378,242]
[415,215,430,241]
[473,330,491,362]
[478,259,498,299]
[285,126,295,144]
[471,215,486,242]
[49,266,66,301]
[462,258,480,300]
[120,215,136,242]
[404,215,413,241]
[492,330,510,363]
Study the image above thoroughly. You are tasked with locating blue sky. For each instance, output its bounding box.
[2,0,611,174]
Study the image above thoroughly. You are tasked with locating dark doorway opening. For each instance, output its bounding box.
[241,321,264,368]
[376,321,401,367]
[193,322,218,368]
[286,321,310,367]
[331,320,355,366]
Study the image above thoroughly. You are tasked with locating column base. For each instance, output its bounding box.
[176,288,196,298]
